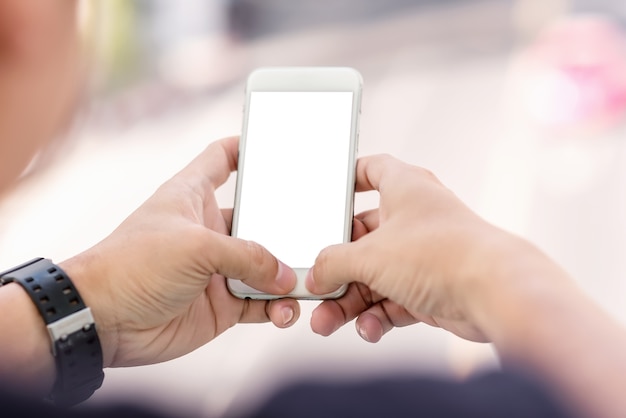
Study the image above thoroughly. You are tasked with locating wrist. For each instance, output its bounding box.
[0,258,105,405]
[0,282,56,393]
[463,232,576,353]
[59,252,118,368]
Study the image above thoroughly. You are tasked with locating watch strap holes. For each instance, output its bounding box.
[3,258,104,406]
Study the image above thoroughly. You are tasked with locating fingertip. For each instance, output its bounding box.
[306,250,339,295]
[304,268,316,293]
[356,313,384,343]
[270,300,300,328]
[310,301,343,337]
[275,260,296,293]
[356,323,371,342]
[308,243,361,296]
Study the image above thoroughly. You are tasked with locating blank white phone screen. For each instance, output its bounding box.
[237,91,354,268]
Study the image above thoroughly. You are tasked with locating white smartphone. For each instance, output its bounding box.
[227,67,362,300]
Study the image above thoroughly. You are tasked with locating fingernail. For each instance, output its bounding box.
[305,268,315,291]
[357,324,370,342]
[281,306,294,326]
[275,261,296,292]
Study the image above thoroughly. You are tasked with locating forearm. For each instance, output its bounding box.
[472,237,626,418]
[0,283,55,394]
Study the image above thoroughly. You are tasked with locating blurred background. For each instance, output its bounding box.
[1,0,626,416]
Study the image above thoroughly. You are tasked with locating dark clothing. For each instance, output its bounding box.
[250,372,572,418]
[1,371,571,418]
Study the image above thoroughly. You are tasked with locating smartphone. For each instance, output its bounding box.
[227,67,362,300]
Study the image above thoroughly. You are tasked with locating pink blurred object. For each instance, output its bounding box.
[513,16,626,136]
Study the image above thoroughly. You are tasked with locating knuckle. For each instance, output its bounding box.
[351,241,376,284]
[378,152,395,161]
[378,153,400,168]
[411,165,441,184]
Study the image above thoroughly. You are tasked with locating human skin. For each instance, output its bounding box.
[0,0,301,396]
[0,0,82,392]
[307,154,626,418]
[4,2,626,416]
[0,0,81,194]
[0,137,301,394]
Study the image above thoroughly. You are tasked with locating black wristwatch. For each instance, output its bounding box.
[0,258,104,407]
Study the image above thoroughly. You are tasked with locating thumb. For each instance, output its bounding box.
[210,233,296,294]
[306,241,365,295]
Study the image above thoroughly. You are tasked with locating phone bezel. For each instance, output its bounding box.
[227,67,362,300]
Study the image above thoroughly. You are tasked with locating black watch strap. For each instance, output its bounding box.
[0,258,104,407]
